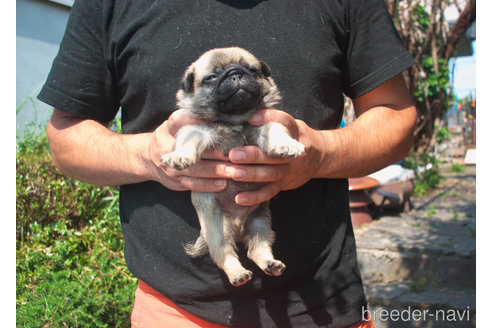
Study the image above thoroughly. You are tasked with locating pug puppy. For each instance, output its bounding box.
[161,47,305,286]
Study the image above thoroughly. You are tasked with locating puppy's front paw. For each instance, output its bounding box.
[161,152,197,170]
[268,139,305,158]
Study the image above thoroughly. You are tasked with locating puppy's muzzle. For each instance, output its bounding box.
[214,66,261,114]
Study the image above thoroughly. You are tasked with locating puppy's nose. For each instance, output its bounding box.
[214,66,250,100]
[225,68,246,81]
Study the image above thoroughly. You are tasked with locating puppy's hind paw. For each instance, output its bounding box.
[161,153,196,170]
[229,270,253,286]
[264,260,286,276]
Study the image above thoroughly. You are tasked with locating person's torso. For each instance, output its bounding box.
[103,0,348,134]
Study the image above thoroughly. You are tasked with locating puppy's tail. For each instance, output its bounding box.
[184,234,208,258]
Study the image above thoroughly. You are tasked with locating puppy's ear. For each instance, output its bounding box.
[181,70,195,93]
[260,61,272,77]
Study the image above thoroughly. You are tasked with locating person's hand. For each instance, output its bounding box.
[145,109,231,192]
[224,109,326,206]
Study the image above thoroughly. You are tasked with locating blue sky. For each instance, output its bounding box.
[449,40,476,100]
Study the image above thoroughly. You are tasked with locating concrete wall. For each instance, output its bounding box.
[16,0,70,139]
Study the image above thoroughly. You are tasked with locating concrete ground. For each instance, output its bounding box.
[355,166,476,327]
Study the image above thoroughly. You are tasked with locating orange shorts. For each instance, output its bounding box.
[131,280,375,328]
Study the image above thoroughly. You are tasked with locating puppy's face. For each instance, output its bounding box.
[177,47,280,124]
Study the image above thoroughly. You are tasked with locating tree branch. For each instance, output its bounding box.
[415,0,439,64]
[443,0,476,61]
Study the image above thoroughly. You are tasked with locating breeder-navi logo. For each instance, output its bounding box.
[362,306,471,323]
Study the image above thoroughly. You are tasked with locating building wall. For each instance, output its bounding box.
[16,0,70,140]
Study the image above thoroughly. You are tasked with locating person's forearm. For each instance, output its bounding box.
[46,109,232,192]
[46,109,152,186]
[314,105,416,179]
[223,74,417,206]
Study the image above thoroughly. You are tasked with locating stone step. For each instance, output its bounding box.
[354,171,476,327]
[363,280,475,328]
[355,212,476,288]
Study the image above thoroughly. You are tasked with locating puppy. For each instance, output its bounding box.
[161,47,305,286]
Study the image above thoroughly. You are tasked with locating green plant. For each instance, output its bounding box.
[16,120,136,327]
[410,278,428,294]
[16,133,115,243]
[385,0,475,153]
[409,277,439,294]
[16,83,45,139]
[404,151,442,197]
[426,205,437,218]
[468,227,476,239]
[413,56,450,104]
[16,214,136,327]
[16,83,43,115]
[436,126,451,144]
[452,163,466,173]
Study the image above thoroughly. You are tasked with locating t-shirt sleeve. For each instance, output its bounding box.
[38,0,119,122]
[341,0,415,99]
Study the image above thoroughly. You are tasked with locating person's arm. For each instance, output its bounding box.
[47,73,415,201]
[223,74,417,206]
[46,109,230,192]
[317,73,417,178]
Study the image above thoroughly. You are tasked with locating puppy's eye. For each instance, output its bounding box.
[203,74,217,84]
[248,66,258,74]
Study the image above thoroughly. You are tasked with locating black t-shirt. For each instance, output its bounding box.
[39,0,414,327]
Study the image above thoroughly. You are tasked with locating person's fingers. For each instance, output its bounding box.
[166,109,205,136]
[157,160,230,192]
[228,146,289,164]
[225,163,289,182]
[175,176,228,192]
[248,109,300,137]
[201,149,230,162]
[234,182,281,206]
[176,160,231,179]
